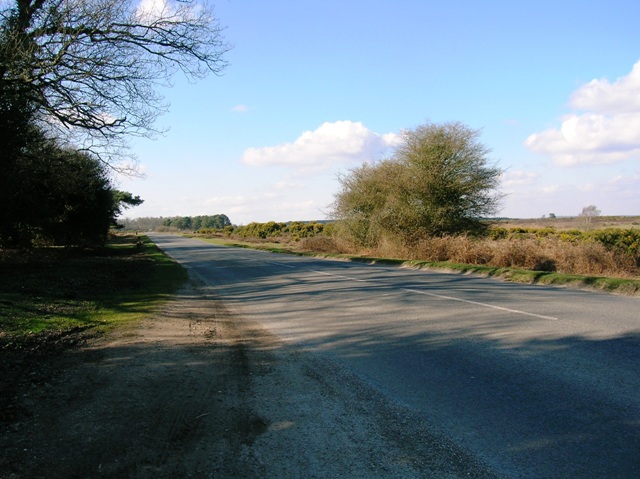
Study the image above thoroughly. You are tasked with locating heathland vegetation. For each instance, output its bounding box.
[150,121,640,285]
[172,121,638,283]
[186,217,640,282]
[115,122,637,288]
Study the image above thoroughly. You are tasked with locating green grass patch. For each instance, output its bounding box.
[0,234,188,339]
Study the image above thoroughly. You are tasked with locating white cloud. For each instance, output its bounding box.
[204,195,249,207]
[135,0,168,22]
[491,166,640,218]
[200,191,325,224]
[275,179,304,190]
[242,121,399,173]
[135,0,198,24]
[501,170,537,188]
[601,171,640,198]
[525,60,640,166]
[541,185,560,194]
[570,61,640,114]
[231,105,249,113]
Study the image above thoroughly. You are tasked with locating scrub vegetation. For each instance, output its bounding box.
[184,120,639,291]
[191,217,640,294]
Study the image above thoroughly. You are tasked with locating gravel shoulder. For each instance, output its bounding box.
[0,278,498,478]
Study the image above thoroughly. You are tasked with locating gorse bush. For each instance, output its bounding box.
[328,224,639,278]
[215,221,328,241]
[557,230,584,243]
[287,222,327,240]
[484,227,640,263]
[589,229,640,258]
[235,222,287,239]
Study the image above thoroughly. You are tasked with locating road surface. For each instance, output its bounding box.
[150,233,640,479]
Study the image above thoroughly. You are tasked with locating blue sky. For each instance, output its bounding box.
[118,0,640,224]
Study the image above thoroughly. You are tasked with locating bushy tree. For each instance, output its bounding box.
[0,126,141,246]
[45,148,115,245]
[332,160,400,246]
[332,121,503,246]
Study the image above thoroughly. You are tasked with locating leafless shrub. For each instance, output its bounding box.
[299,236,345,254]
[446,236,495,265]
[361,235,639,278]
[411,237,451,262]
[490,239,542,270]
[551,240,630,276]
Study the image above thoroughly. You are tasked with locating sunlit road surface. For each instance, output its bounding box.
[150,234,640,479]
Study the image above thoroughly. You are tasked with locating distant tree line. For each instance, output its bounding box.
[118,217,170,232]
[163,215,232,231]
[119,215,232,232]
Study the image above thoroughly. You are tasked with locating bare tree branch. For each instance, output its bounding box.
[1,0,230,168]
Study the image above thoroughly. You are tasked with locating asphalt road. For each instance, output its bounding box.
[150,234,640,479]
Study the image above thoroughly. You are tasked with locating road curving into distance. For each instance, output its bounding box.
[150,233,640,479]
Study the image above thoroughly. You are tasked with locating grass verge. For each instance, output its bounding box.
[401,260,640,295]
[0,234,188,341]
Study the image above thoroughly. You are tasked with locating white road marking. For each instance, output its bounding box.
[260,260,296,269]
[312,269,559,321]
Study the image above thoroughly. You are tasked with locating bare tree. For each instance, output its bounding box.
[0,0,229,168]
[579,204,601,225]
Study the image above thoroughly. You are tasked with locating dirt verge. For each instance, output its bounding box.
[0,279,497,478]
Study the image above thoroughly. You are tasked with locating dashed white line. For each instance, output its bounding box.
[261,260,296,269]
[311,269,559,321]
[401,288,558,321]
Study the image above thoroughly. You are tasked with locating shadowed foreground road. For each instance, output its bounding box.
[151,234,640,479]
